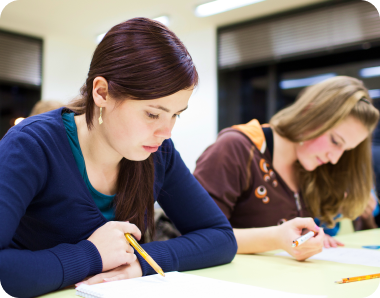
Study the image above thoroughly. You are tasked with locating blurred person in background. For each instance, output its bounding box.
[29,100,64,116]
[194,76,379,261]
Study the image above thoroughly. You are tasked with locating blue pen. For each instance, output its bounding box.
[362,245,380,249]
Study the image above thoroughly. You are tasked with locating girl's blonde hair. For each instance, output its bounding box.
[270,76,379,227]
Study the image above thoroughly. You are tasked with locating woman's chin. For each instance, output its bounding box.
[300,161,318,172]
[124,152,151,161]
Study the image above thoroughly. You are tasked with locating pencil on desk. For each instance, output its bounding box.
[125,233,165,277]
[335,273,380,284]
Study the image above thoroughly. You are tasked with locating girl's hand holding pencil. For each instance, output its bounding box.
[87,221,142,272]
[76,221,144,286]
[275,217,325,261]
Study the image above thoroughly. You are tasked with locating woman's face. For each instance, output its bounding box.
[295,116,369,171]
[102,89,192,161]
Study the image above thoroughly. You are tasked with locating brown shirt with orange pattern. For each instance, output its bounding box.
[194,119,311,228]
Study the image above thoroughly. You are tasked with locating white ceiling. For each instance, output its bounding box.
[0,0,329,43]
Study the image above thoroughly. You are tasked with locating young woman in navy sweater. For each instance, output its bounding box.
[0,18,237,298]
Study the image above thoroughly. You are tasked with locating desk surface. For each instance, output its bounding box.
[39,229,380,298]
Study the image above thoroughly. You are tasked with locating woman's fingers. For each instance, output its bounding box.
[304,228,324,248]
[324,235,344,248]
[87,221,142,272]
[126,243,134,254]
[80,271,127,286]
[118,222,141,241]
[291,217,320,233]
[81,274,106,285]
[292,247,319,261]
[122,251,137,264]
[76,263,139,286]
[104,274,127,283]
[330,237,337,248]
[323,236,330,248]
[291,228,324,261]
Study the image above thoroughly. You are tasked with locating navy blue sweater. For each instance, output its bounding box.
[0,108,237,298]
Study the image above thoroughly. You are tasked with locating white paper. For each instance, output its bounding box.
[276,247,380,267]
[76,272,327,298]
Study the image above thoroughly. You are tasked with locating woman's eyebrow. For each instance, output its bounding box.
[148,105,188,113]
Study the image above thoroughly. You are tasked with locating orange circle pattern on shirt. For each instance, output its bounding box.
[259,159,269,173]
[263,174,270,182]
[255,185,267,198]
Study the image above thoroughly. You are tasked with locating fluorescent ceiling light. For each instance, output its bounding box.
[96,33,106,44]
[359,66,380,78]
[96,16,170,44]
[195,0,265,17]
[280,73,337,90]
[369,89,380,99]
[154,15,170,26]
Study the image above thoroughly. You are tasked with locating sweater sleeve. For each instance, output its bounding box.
[136,139,237,276]
[193,131,254,219]
[0,131,102,298]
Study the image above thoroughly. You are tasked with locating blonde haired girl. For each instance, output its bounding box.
[194,76,379,261]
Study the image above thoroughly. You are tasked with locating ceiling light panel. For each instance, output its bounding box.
[195,0,265,17]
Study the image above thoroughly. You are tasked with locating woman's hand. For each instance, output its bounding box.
[87,221,141,272]
[276,217,324,261]
[76,258,143,286]
[323,234,344,248]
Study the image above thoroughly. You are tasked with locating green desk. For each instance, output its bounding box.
[39,229,380,298]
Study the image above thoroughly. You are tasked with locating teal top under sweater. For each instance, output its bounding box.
[62,112,115,220]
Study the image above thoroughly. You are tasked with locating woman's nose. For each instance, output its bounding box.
[327,148,344,164]
[155,123,172,139]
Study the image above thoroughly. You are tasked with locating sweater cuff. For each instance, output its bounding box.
[48,240,102,287]
[135,242,175,276]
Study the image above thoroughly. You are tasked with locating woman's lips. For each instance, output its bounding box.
[143,145,159,153]
[316,157,324,165]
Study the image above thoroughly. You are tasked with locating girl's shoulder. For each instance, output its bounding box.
[1,108,68,158]
[4,108,64,139]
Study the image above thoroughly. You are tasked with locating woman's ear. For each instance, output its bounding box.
[92,77,109,107]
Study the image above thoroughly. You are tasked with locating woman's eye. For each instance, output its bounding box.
[173,114,180,119]
[331,136,339,145]
[148,113,159,119]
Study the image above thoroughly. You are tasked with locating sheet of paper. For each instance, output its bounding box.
[76,272,327,298]
[276,247,380,267]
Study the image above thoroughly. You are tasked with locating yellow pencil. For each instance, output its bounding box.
[335,273,380,284]
[125,233,165,277]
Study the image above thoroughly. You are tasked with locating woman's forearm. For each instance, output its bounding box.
[234,226,280,254]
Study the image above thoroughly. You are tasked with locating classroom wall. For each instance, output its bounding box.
[171,26,217,172]
[42,35,94,103]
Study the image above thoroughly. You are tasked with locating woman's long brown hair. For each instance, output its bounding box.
[270,76,379,227]
[67,18,198,240]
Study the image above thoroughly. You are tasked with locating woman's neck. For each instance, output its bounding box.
[272,129,299,193]
[75,114,120,195]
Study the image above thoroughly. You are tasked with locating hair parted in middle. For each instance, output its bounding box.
[67,17,198,240]
[270,76,379,227]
